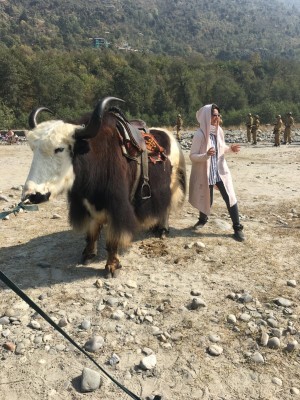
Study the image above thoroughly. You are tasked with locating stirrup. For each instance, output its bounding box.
[141,181,151,199]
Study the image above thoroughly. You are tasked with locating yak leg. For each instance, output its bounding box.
[104,228,132,278]
[81,221,102,265]
[153,209,170,239]
[105,242,122,279]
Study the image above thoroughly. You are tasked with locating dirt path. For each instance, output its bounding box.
[1,142,300,400]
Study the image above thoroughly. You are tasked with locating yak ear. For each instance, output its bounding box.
[28,107,54,129]
[74,97,125,140]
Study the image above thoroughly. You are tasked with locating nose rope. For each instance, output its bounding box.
[0,271,162,400]
[0,201,39,220]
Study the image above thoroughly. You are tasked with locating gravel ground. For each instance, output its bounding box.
[1,135,300,400]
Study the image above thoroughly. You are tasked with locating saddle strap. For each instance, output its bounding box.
[140,150,151,199]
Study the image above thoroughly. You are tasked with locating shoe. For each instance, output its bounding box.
[193,219,207,230]
[233,224,245,242]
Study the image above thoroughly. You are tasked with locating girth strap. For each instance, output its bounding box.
[129,150,150,201]
[140,149,151,200]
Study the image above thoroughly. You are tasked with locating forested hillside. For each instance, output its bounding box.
[1,0,300,129]
[1,47,300,129]
[1,0,300,59]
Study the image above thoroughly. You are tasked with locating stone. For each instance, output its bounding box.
[3,342,16,352]
[81,320,91,330]
[268,337,280,349]
[140,354,157,370]
[267,318,278,328]
[260,332,269,346]
[58,317,68,327]
[285,340,298,352]
[238,293,253,303]
[84,336,104,352]
[207,345,223,356]
[272,377,282,386]
[208,334,221,343]
[227,314,237,324]
[194,241,205,250]
[190,298,207,310]
[29,320,41,330]
[291,387,300,395]
[239,313,251,322]
[51,213,61,219]
[108,353,120,365]
[111,310,125,320]
[94,279,103,288]
[126,280,138,289]
[270,328,282,338]
[0,316,10,325]
[81,367,102,392]
[274,297,292,307]
[251,352,264,363]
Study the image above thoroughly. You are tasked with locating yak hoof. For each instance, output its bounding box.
[105,264,122,279]
[159,228,169,239]
[81,253,97,265]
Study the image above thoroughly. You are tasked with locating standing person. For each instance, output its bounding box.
[176,113,183,141]
[251,115,260,145]
[273,114,283,147]
[283,112,295,144]
[189,103,245,242]
[6,130,14,145]
[245,113,253,143]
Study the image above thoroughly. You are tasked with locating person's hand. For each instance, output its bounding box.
[207,147,216,156]
[231,144,240,153]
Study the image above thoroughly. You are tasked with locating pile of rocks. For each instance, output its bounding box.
[177,128,300,150]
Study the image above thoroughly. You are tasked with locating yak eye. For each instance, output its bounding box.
[54,147,64,154]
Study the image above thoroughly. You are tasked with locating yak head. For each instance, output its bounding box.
[22,97,124,204]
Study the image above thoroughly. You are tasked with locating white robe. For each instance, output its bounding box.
[188,104,237,216]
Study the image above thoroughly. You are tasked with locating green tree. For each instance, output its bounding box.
[0,101,15,129]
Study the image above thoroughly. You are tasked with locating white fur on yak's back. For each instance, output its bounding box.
[149,127,186,211]
[26,120,80,151]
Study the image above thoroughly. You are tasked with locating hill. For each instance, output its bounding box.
[1,0,300,59]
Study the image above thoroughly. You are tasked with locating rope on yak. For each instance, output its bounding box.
[0,271,162,400]
[0,201,39,220]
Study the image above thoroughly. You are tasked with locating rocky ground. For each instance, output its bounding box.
[1,130,300,400]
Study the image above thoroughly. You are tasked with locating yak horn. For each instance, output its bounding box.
[28,107,54,129]
[75,97,125,139]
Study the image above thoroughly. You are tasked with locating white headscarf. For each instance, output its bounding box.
[196,104,223,144]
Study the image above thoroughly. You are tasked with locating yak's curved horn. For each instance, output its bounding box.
[28,107,54,129]
[97,96,125,120]
[75,97,125,139]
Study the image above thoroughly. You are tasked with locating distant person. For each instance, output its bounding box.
[6,130,14,145]
[273,114,283,147]
[245,113,253,142]
[189,103,245,242]
[251,115,260,145]
[176,113,183,141]
[283,112,295,144]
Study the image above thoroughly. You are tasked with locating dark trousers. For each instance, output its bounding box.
[199,180,240,228]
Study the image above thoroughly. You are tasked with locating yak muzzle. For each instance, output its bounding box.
[23,192,51,204]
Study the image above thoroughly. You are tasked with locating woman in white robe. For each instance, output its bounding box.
[189,103,244,242]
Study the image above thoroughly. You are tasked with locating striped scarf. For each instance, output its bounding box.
[208,128,221,185]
